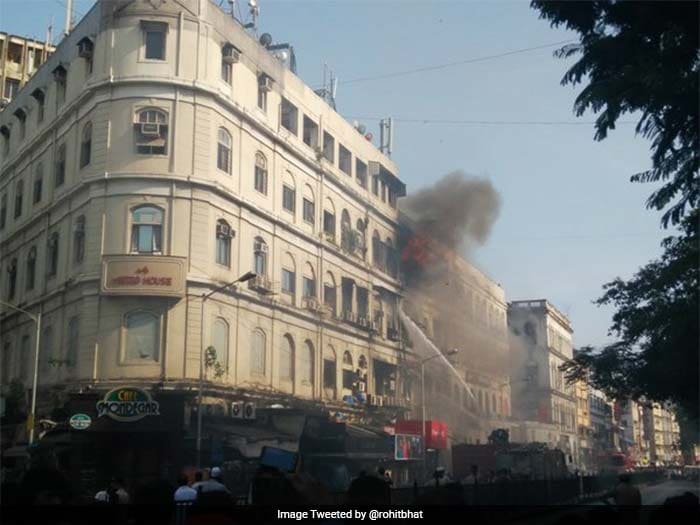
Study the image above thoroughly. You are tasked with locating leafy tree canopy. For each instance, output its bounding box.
[532,0,698,226]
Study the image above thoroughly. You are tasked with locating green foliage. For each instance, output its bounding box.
[204,346,225,380]
[532,0,699,227]
[562,211,699,428]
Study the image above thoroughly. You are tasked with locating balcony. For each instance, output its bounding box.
[248,275,276,295]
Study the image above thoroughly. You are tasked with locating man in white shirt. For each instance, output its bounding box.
[197,467,230,494]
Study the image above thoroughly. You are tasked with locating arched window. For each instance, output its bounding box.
[358,355,367,369]
[281,253,296,299]
[323,272,336,316]
[66,316,79,366]
[280,334,294,381]
[131,205,163,253]
[217,128,232,173]
[135,108,168,154]
[253,236,267,277]
[302,185,315,225]
[212,318,229,372]
[125,311,160,362]
[55,143,66,187]
[343,351,353,367]
[301,340,314,385]
[25,246,37,290]
[323,346,337,394]
[14,179,23,218]
[216,219,233,267]
[254,152,268,194]
[80,122,92,168]
[74,215,86,263]
[47,232,59,277]
[302,262,316,299]
[341,351,354,390]
[282,172,296,213]
[356,219,365,254]
[251,328,266,375]
[340,210,352,252]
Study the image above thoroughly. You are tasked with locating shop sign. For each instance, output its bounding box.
[395,434,423,460]
[101,255,186,297]
[69,413,92,430]
[96,387,160,422]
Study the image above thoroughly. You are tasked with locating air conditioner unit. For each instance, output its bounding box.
[243,402,256,420]
[258,75,273,92]
[216,222,232,237]
[304,296,321,312]
[231,401,244,419]
[222,45,240,64]
[140,122,160,136]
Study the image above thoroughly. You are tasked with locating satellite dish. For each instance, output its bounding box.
[259,33,273,47]
[357,124,367,134]
[365,132,373,141]
[249,0,258,8]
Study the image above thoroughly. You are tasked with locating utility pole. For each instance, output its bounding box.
[64,0,73,36]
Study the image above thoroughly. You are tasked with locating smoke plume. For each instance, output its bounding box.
[400,171,500,253]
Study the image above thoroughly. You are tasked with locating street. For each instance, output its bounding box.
[638,480,699,505]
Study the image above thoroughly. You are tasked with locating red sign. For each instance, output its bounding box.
[394,419,448,450]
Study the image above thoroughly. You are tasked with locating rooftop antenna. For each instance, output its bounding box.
[46,17,53,47]
[247,0,259,35]
[63,0,74,37]
[379,117,394,157]
[314,63,337,110]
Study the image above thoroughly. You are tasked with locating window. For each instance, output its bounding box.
[280,334,294,381]
[323,210,335,240]
[7,258,17,299]
[212,318,229,372]
[341,277,353,315]
[143,21,167,60]
[324,273,336,316]
[301,341,314,385]
[217,128,232,173]
[253,237,267,277]
[31,89,45,124]
[342,351,354,390]
[47,232,59,277]
[135,109,168,154]
[356,159,367,188]
[251,328,266,375]
[323,348,336,391]
[125,311,160,362]
[338,144,352,175]
[282,185,295,213]
[0,194,6,229]
[14,108,26,140]
[372,175,379,196]
[131,205,163,253]
[381,181,387,202]
[340,210,352,252]
[302,198,314,224]
[66,316,79,366]
[55,144,66,187]
[33,163,43,204]
[282,268,296,296]
[303,276,316,298]
[4,78,19,100]
[74,215,86,263]
[302,116,318,148]
[357,287,368,319]
[257,74,270,111]
[14,180,23,218]
[221,47,233,84]
[80,122,92,168]
[78,37,94,75]
[26,247,37,290]
[216,219,233,267]
[372,231,382,269]
[254,152,268,194]
[280,98,298,135]
[53,65,67,107]
[322,132,335,163]
[20,335,30,381]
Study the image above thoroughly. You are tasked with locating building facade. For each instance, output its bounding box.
[0,0,408,484]
[507,300,578,468]
[618,399,650,467]
[0,32,55,106]
[402,251,511,446]
[643,403,682,467]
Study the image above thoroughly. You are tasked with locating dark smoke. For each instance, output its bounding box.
[400,171,500,252]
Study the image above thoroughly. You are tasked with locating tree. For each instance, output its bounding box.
[531,1,699,444]
[532,0,698,227]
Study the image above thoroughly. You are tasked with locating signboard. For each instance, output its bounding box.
[96,387,160,422]
[101,255,186,297]
[395,420,423,436]
[69,413,92,430]
[395,434,423,461]
[425,420,449,450]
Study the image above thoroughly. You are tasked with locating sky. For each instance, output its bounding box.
[0,0,670,348]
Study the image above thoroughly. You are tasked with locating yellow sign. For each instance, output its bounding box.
[101,255,186,297]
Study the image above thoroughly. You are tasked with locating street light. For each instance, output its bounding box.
[196,271,256,468]
[0,301,41,445]
[420,348,459,478]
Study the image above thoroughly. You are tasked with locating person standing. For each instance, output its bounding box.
[174,476,197,503]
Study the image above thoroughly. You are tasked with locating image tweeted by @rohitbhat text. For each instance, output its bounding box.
[278,509,425,521]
